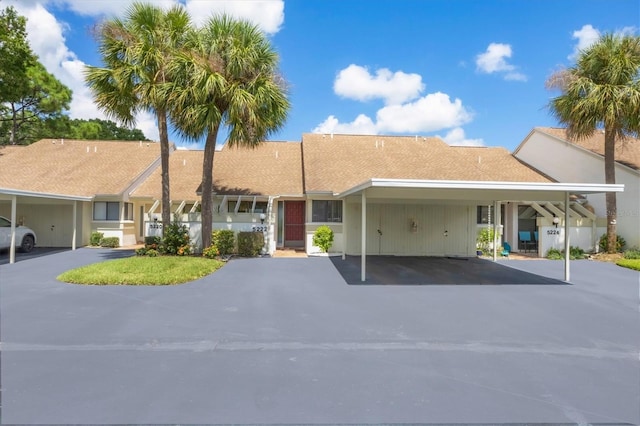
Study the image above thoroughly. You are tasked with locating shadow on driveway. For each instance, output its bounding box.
[0,247,135,265]
[330,255,567,285]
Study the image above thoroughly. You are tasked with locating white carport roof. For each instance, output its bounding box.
[337,178,624,199]
[337,178,624,283]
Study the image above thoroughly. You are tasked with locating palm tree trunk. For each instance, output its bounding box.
[604,129,617,253]
[201,127,219,249]
[157,109,171,236]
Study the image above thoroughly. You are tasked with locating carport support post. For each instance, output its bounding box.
[72,200,77,250]
[361,190,367,282]
[342,198,346,260]
[9,195,16,264]
[564,191,571,282]
[492,201,499,262]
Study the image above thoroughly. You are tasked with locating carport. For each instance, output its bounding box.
[337,179,624,282]
[0,188,92,264]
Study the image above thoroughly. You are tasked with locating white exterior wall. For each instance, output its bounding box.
[516,131,640,248]
[146,211,275,254]
[345,200,476,256]
[0,202,89,247]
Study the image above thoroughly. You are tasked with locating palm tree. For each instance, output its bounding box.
[169,15,289,249]
[547,33,640,253]
[85,2,191,233]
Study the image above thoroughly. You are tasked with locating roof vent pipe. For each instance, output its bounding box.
[94,146,97,153]
[330,133,333,139]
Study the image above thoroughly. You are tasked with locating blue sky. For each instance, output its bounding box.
[7,0,639,151]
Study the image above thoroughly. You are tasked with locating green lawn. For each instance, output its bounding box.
[58,256,224,285]
[616,258,640,271]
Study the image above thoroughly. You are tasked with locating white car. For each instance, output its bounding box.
[0,216,37,253]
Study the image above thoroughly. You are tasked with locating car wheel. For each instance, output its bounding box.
[20,235,35,253]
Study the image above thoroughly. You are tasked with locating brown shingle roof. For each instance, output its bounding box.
[131,141,303,200]
[0,139,161,197]
[537,127,640,171]
[302,133,552,193]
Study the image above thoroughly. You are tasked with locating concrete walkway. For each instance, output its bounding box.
[1,248,638,424]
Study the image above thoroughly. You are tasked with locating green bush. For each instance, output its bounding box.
[546,248,563,260]
[599,233,626,253]
[237,232,264,257]
[135,247,148,256]
[145,249,159,257]
[202,245,219,259]
[546,246,587,260]
[99,237,120,248]
[212,230,235,256]
[313,225,334,253]
[476,228,496,255]
[623,247,640,259]
[162,220,191,256]
[90,232,104,246]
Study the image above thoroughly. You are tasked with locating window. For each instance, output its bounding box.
[312,200,342,222]
[94,201,122,221]
[123,202,133,221]
[233,200,268,213]
[477,205,492,224]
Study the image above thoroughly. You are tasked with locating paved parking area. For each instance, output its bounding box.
[1,248,638,424]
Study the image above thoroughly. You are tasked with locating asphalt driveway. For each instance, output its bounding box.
[1,248,638,424]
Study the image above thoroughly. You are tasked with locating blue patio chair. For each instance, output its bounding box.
[501,242,511,257]
[519,231,532,252]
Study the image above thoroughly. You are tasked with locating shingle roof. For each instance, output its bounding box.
[0,139,162,197]
[131,141,303,200]
[302,133,552,193]
[536,127,640,171]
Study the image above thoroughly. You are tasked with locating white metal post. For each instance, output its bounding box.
[564,191,571,282]
[72,200,77,250]
[361,191,367,282]
[492,201,498,261]
[342,198,347,260]
[9,195,16,264]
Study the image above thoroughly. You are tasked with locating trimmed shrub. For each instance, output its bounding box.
[145,249,159,257]
[313,225,334,253]
[623,248,640,259]
[476,228,495,255]
[237,232,264,257]
[135,247,148,256]
[546,246,587,260]
[212,230,235,256]
[90,232,104,246]
[599,233,626,253]
[162,220,191,256]
[202,245,219,259]
[99,237,120,248]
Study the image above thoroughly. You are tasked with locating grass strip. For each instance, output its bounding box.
[58,256,224,285]
[616,258,640,271]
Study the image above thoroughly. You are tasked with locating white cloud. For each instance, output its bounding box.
[476,42,527,82]
[313,93,472,136]
[333,64,424,105]
[186,0,284,34]
[569,24,600,60]
[312,114,377,135]
[439,127,484,147]
[31,0,285,34]
[376,92,473,133]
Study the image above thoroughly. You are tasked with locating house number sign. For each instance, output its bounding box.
[547,229,561,235]
[252,225,267,232]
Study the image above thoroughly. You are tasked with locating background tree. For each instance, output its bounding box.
[42,117,149,140]
[169,15,289,249]
[547,33,640,253]
[85,2,191,232]
[0,61,72,145]
[0,5,34,106]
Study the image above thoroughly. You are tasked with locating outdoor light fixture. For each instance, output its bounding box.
[553,217,560,228]
[260,213,266,224]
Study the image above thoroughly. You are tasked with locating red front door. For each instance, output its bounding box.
[284,201,305,247]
